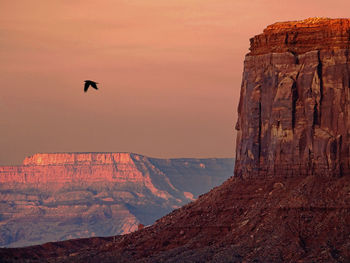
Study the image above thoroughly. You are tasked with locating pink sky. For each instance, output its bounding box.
[1,0,350,165]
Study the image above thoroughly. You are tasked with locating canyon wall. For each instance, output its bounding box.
[235,18,350,178]
[0,153,233,247]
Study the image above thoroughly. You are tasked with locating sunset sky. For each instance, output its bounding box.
[1,0,350,165]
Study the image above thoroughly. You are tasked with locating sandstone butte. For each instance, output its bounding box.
[2,17,350,262]
[235,17,350,178]
[0,152,233,248]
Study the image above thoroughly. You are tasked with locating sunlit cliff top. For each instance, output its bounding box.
[249,17,350,56]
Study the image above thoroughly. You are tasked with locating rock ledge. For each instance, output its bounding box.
[249,17,350,56]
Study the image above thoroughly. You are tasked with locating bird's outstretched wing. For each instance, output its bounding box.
[91,82,98,90]
[84,82,90,92]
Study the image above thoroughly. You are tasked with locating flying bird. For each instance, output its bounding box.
[84,80,99,92]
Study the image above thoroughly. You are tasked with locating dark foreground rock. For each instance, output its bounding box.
[1,174,350,262]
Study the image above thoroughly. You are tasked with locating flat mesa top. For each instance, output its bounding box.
[249,17,350,56]
[265,17,350,31]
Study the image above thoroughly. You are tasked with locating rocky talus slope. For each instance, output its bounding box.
[2,175,348,262]
[0,153,233,248]
[2,17,350,262]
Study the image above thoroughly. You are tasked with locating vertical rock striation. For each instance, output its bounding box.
[235,18,350,178]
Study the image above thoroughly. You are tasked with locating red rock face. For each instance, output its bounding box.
[235,17,350,178]
[1,153,144,185]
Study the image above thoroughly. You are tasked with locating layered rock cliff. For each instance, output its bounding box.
[235,17,350,178]
[0,153,233,247]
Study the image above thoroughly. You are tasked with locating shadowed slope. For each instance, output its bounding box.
[1,175,350,262]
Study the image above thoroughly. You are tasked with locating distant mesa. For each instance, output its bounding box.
[0,152,234,248]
